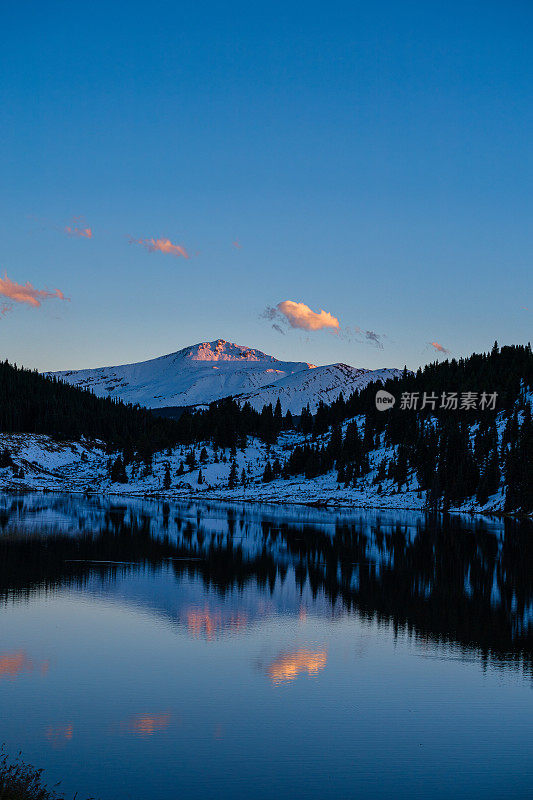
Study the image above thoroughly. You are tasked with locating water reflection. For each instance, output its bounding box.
[185,606,249,639]
[45,723,74,748]
[0,651,49,680]
[1,493,532,677]
[120,713,173,738]
[266,648,328,685]
[1,493,533,800]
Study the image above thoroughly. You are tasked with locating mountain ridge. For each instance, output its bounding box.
[46,338,403,413]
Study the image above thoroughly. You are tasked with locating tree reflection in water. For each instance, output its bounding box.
[1,493,532,677]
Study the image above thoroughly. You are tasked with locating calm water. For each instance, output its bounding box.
[1,494,532,799]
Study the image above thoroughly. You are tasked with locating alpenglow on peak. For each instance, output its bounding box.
[184,339,277,362]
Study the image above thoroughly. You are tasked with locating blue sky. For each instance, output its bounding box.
[0,0,531,371]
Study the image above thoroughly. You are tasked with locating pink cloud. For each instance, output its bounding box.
[65,217,93,238]
[0,272,67,309]
[276,300,340,332]
[132,237,189,258]
[430,341,451,354]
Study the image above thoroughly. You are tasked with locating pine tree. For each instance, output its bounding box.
[262,461,273,482]
[163,463,171,489]
[0,448,13,468]
[274,398,283,429]
[110,456,128,483]
[228,460,238,489]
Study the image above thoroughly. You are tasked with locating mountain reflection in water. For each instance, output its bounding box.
[1,493,533,800]
[1,493,532,675]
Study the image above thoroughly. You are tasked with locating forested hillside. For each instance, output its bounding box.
[0,343,531,512]
[0,359,180,456]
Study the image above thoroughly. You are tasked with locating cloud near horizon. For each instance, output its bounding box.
[0,272,67,310]
[430,341,451,354]
[132,237,189,258]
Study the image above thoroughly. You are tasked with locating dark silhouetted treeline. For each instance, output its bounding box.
[0,359,181,455]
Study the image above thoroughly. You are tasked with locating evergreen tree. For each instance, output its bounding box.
[274,398,283,430]
[0,448,13,468]
[185,450,197,470]
[110,456,127,483]
[262,461,273,482]
[228,460,238,489]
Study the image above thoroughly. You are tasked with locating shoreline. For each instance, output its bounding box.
[1,483,528,520]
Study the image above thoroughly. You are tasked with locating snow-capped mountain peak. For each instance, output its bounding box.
[184,339,279,363]
[47,340,402,413]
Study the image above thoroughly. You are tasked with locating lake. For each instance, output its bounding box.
[1,493,532,799]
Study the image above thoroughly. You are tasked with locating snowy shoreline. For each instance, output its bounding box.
[0,429,524,519]
[0,482,517,519]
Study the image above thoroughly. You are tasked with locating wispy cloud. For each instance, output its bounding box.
[131,237,189,258]
[0,272,67,309]
[430,341,451,354]
[342,326,385,350]
[65,217,93,238]
[28,214,93,239]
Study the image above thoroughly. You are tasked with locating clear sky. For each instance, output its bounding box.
[0,0,531,371]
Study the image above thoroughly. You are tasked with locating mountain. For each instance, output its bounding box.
[47,339,403,413]
[236,363,404,414]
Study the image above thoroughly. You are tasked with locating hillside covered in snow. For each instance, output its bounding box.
[47,339,403,413]
[1,343,531,515]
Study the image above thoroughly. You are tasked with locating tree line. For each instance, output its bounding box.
[1,343,531,511]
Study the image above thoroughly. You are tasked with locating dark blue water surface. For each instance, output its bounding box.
[1,493,532,799]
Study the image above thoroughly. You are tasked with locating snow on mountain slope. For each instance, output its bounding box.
[46,339,403,413]
[236,363,404,413]
[47,340,314,409]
